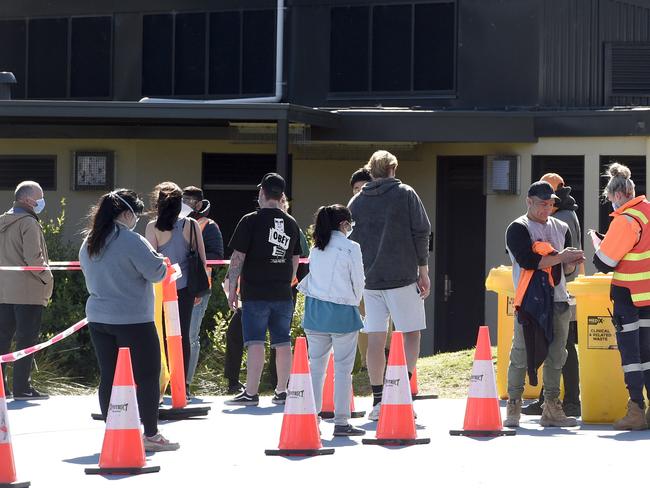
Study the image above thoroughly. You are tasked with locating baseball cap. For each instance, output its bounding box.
[540,173,565,191]
[528,181,559,201]
[258,172,285,198]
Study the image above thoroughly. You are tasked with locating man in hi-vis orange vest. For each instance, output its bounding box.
[593,162,650,430]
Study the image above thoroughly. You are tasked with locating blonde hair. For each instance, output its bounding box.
[364,150,398,179]
[603,162,635,199]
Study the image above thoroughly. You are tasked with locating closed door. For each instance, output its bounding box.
[434,156,486,352]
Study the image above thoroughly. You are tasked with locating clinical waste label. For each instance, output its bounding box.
[587,316,618,350]
[506,297,515,316]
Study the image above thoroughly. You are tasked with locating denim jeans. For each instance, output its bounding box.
[186,293,210,385]
[241,300,293,347]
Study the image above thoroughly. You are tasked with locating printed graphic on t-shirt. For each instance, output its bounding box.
[269,218,291,262]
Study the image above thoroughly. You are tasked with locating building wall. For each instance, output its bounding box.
[1,135,648,353]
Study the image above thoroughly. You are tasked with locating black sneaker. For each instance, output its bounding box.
[227,382,245,395]
[521,400,543,416]
[13,387,49,401]
[272,391,287,405]
[224,390,259,406]
[333,424,366,436]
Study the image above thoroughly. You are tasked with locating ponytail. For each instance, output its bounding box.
[85,189,143,257]
[313,204,352,250]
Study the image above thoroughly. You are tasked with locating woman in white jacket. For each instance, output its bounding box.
[298,204,365,436]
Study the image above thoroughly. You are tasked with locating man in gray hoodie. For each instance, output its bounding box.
[349,151,431,421]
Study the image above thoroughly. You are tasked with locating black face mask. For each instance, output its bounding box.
[555,185,572,200]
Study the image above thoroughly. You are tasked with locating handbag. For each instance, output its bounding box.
[186,219,211,298]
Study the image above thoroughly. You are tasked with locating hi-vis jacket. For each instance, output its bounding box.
[595,195,650,306]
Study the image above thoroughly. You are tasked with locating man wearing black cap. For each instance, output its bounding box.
[503,181,584,428]
[224,173,302,406]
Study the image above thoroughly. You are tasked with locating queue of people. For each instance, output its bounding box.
[4,151,650,456]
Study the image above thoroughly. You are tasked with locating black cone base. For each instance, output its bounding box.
[0,481,31,487]
[412,393,439,400]
[265,448,335,457]
[319,410,366,419]
[85,465,160,475]
[158,406,211,420]
[362,437,430,446]
[449,428,516,437]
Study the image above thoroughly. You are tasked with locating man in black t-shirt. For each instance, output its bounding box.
[224,173,301,407]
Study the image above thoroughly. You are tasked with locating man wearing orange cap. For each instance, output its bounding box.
[521,173,583,417]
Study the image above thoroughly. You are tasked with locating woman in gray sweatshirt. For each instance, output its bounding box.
[79,189,178,452]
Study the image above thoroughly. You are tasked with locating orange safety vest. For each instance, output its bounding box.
[514,241,556,308]
[610,198,650,306]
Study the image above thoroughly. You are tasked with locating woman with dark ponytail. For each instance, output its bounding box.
[145,182,207,397]
[80,189,179,451]
[297,204,365,436]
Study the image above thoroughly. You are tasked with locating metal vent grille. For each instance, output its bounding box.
[607,43,650,96]
[0,156,56,190]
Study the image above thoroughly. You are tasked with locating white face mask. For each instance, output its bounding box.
[344,220,355,238]
[113,193,139,231]
[612,201,620,211]
[33,198,45,214]
[179,202,193,219]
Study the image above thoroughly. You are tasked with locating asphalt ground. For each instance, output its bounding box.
[5,395,650,487]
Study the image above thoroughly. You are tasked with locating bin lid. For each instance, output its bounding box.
[485,265,514,295]
[567,273,612,296]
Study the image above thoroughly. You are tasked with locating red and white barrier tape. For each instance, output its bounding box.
[0,258,309,271]
[0,318,88,364]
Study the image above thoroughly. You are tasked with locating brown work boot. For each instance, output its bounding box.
[540,397,578,427]
[503,399,522,428]
[613,400,647,431]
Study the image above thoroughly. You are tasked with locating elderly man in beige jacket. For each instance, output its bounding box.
[0,181,53,400]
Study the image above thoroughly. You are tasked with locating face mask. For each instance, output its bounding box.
[33,198,45,214]
[179,202,193,219]
[113,193,139,231]
[612,201,621,211]
[345,221,355,238]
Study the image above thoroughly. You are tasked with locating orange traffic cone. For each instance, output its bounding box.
[363,332,430,446]
[0,364,30,488]
[158,259,210,420]
[410,367,438,400]
[85,348,160,475]
[449,326,515,437]
[265,337,334,457]
[319,353,365,419]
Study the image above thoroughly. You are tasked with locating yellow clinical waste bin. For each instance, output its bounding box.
[567,274,630,424]
[485,266,543,400]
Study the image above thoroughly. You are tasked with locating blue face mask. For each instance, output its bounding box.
[33,198,45,214]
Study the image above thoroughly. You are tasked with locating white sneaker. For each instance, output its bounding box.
[143,432,180,452]
[368,404,381,421]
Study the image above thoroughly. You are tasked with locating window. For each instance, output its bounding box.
[329,2,456,94]
[2,16,112,99]
[0,20,27,99]
[73,151,115,191]
[0,156,56,190]
[142,10,276,98]
[70,17,112,98]
[28,18,69,98]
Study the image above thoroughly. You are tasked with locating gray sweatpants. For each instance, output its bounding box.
[507,302,570,401]
[305,330,359,426]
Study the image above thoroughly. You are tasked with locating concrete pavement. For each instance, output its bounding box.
[5,395,650,486]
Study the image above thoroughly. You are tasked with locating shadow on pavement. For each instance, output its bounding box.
[7,401,40,410]
[62,453,100,465]
[222,405,284,415]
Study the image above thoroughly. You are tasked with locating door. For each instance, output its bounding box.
[434,156,486,353]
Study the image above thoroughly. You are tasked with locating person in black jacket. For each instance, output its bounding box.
[182,186,224,396]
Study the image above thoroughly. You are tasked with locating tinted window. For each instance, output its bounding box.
[28,18,68,98]
[414,2,455,90]
[372,5,412,91]
[0,156,56,190]
[175,13,206,96]
[71,17,112,98]
[142,14,173,96]
[209,11,241,95]
[0,20,27,99]
[242,10,275,94]
[330,6,370,92]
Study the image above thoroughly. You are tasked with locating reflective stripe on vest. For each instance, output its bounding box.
[612,200,650,306]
